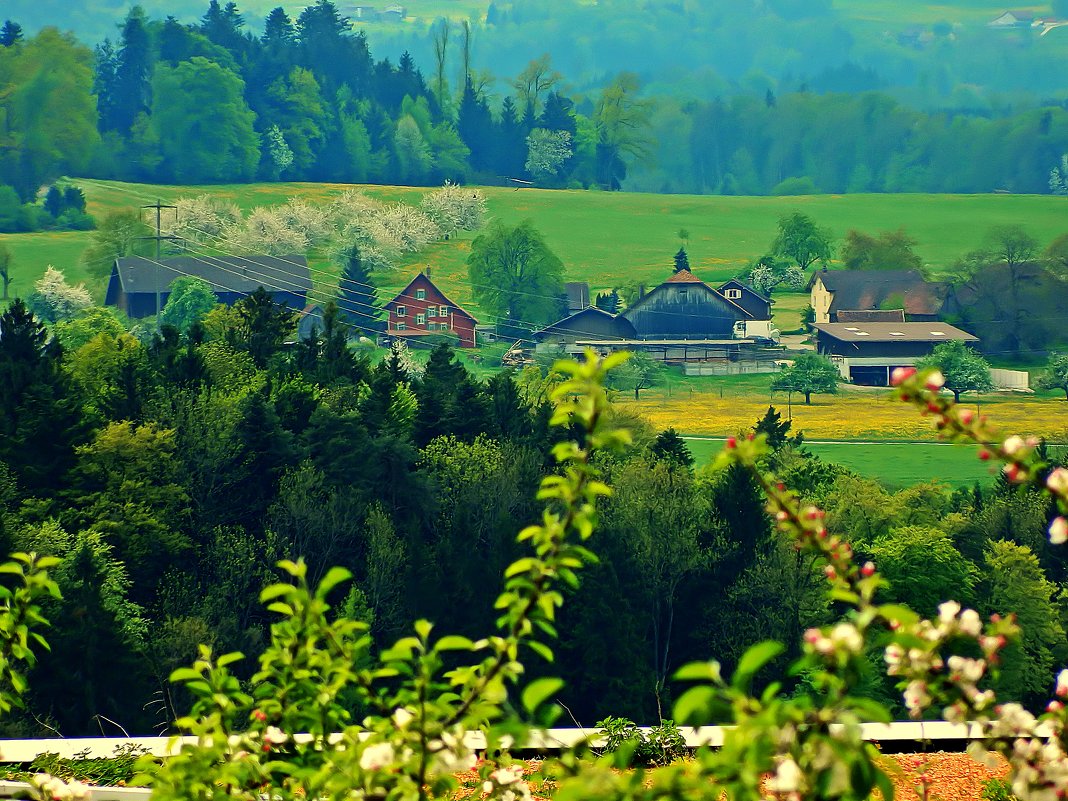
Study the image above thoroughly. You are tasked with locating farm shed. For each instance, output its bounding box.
[813,322,979,386]
[105,254,311,318]
[623,269,753,340]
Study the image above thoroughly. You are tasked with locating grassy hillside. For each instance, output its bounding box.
[5,179,1067,316]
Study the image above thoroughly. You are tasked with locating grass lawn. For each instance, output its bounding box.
[684,436,995,489]
[9,180,1068,320]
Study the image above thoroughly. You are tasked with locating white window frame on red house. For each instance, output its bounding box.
[440,306,449,317]
[416,313,426,325]
[415,288,426,300]
[427,306,437,317]
[396,305,407,317]
[396,322,407,331]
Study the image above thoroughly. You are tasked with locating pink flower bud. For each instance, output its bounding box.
[979,449,991,461]
[924,371,945,391]
[1003,463,1025,483]
[1002,435,1026,455]
[861,562,875,577]
[891,367,917,386]
[726,436,737,449]
[958,409,975,425]
[1048,701,1063,713]
[824,565,837,580]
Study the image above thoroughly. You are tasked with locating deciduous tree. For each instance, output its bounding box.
[467,220,566,330]
[916,340,994,402]
[771,212,834,272]
[159,276,217,333]
[1037,352,1068,400]
[770,353,839,404]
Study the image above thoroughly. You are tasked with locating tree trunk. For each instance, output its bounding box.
[804,391,811,404]
[952,389,961,403]
[634,386,640,400]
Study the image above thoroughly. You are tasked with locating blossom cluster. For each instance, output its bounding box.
[28,773,91,801]
[891,367,1068,548]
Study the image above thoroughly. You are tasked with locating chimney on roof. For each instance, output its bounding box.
[425,265,432,280]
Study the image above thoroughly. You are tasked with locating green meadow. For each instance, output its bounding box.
[683,437,997,490]
[4,179,1067,314]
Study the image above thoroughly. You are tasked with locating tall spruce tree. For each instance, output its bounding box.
[112,7,153,133]
[674,247,690,273]
[337,243,381,335]
[0,20,23,47]
[0,300,83,494]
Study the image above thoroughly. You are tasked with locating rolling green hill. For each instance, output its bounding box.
[4,180,1068,318]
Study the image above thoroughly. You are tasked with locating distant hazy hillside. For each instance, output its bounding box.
[7,0,1068,102]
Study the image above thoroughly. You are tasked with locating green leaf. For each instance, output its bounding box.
[435,635,475,652]
[672,685,716,724]
[169,667,205,683]
[522,677,564,714]
[732,640,784,689]
[527,640,554,662]
[259,584,294,603]
[315,566,353,598]
[674,661,722,683]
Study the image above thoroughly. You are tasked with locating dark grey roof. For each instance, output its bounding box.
[534,306,636,341]
[836,309,906,323]
[811,269,946,316]
[113,255,311,296]
[814,322,978,343]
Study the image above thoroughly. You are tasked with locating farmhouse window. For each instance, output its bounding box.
[678,288,688,299]
[428,306,438,317]
[725,289,742,299]
[415,289,426,300]
[440,306,449,317]
[397,323,407,331]
[416,314,426,325]
[396,305,407,317]
[439,320,449,330]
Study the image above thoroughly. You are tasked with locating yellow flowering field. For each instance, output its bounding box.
[621,387,1068,441]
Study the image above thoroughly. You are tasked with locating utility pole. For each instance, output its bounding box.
[137,199,179,327]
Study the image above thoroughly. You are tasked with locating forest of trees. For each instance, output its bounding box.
[1,285,1066,736]
[3,1,1068,196]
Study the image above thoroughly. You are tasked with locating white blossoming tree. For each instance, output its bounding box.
[420,181,487,237]
[27,266,93,323]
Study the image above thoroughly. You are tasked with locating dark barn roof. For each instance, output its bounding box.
[534,306,637,342]
[113,254,312,296]
[811,269,946,317]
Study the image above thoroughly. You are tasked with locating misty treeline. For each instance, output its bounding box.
[2,288,1068,735]
[3,0,1068,197]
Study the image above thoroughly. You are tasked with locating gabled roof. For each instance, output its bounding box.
[814,322,977,343]
[113,255,311,295]
[629,270,755,319]
[717,278,771,302]
[385,272,478,323]
[533,306,636,340]
[811,269,946,316]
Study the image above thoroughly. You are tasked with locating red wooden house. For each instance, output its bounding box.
[384,271,479,348]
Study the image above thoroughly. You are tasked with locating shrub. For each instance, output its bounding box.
[596,716,687,767]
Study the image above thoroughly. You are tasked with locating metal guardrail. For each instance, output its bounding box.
[0,721,989,763]
[0,723,999,801]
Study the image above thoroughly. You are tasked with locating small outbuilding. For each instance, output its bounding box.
[813,322,979,386]
[105,254,311,318]
[533,306,636,347]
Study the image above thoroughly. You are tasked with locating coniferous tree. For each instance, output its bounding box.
[674,247,691,273]
[92,39,119,131]
[43,185,65,218]
[0,20,23,47]
[0,300,83,494]
[457,78,494,172]
[337,243,381,335]
[229,287,295,368]
[112,7,153,133]
[650,428,695,470]
[594,290,620,314]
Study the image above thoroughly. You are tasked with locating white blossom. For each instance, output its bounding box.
[766,758,803,794]
[1047,468,1068,495]
[359,742,395,771]
[1051,517,1068,546]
